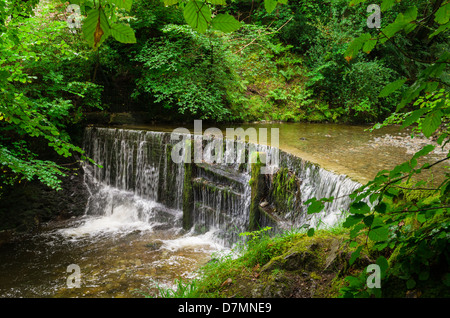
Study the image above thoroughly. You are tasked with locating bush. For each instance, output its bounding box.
[132,25,239,121]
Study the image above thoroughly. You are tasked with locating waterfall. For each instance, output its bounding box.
[81,127,185,237]
[81,127,362,244]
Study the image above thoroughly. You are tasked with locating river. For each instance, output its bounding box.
[0,122,447,298]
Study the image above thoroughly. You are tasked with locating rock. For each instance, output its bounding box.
[324,238,342,270]
[261,248,316,272]
[145,240,163,250]
[259,201,269,208]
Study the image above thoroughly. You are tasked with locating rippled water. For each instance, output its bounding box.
[0,213,225,298]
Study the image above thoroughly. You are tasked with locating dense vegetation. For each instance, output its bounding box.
[0,0,449,298]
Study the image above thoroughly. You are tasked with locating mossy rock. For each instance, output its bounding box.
[260,234,348,274]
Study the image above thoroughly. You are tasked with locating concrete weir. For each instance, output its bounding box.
[83,126,362,246]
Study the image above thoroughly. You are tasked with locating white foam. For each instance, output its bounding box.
[160,229,225,252]
[59,204,154,238]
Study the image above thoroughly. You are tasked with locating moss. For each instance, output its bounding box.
[182,163,194,230]
[268,167,301,218]
[194,230,354,298]
[248,152,265,231]
[310,272,322,280]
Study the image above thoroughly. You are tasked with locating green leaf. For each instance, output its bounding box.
[376,255,389,278]
[401,108,428,128]
[264,0,278,13]
[349,0,366,6]
[362,38,377,53]
[363,215,374,227]
[435,3,450,24]
[82,8,111,48]
[211,14,241,33]
[183,1,212,34]
[307,228,315,237]
[378,78,406,97]
[368,225,389,242]
[381,8,417,40]
[350,201,370,214]
[429,21,450,38]
[109,0,133,11]
[403,6,418,23]
[349,246,363,265]
[307,199,324,214]
[375,202,388,214]
[380,0,395,11]
[396,82,427,111]
[436,133,448,145]
[345,33,371,60]
[417,212,427,224]
[345,275,362,288]
[422,110,442,138]
[412,144,435,159]
[343,214,364,228]
[350,223,365,239]
[110,23,136,43]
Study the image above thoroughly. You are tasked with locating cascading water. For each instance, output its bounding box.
[80,126,362,245]
[0,124,372,298]
[80,127,186,236]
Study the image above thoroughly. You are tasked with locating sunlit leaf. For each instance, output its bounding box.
[435,3,450,24]
[110,23,136,43]
[264,0,277,13]
[422,110,442,138]
[345,33,371,60]
[183,1,211,34]
[368,225,389,242]
[211,14,241,33]
[82,8,111,49]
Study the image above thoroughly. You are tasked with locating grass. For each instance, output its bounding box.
[144,222,350,298]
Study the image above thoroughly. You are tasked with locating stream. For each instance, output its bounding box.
[0,122,447,298]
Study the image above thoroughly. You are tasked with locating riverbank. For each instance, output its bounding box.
[150,218,450,299]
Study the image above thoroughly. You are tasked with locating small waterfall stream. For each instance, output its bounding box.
[81,126,362,244]
[0,125,365,298]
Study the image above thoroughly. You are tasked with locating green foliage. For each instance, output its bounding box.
[306,0,450,297]
[66,0,137,49]
[239,226,273,249]
[138,278,201,298]
[0,0,100,192]
[70,0,249,49]
[132,24,238,121]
